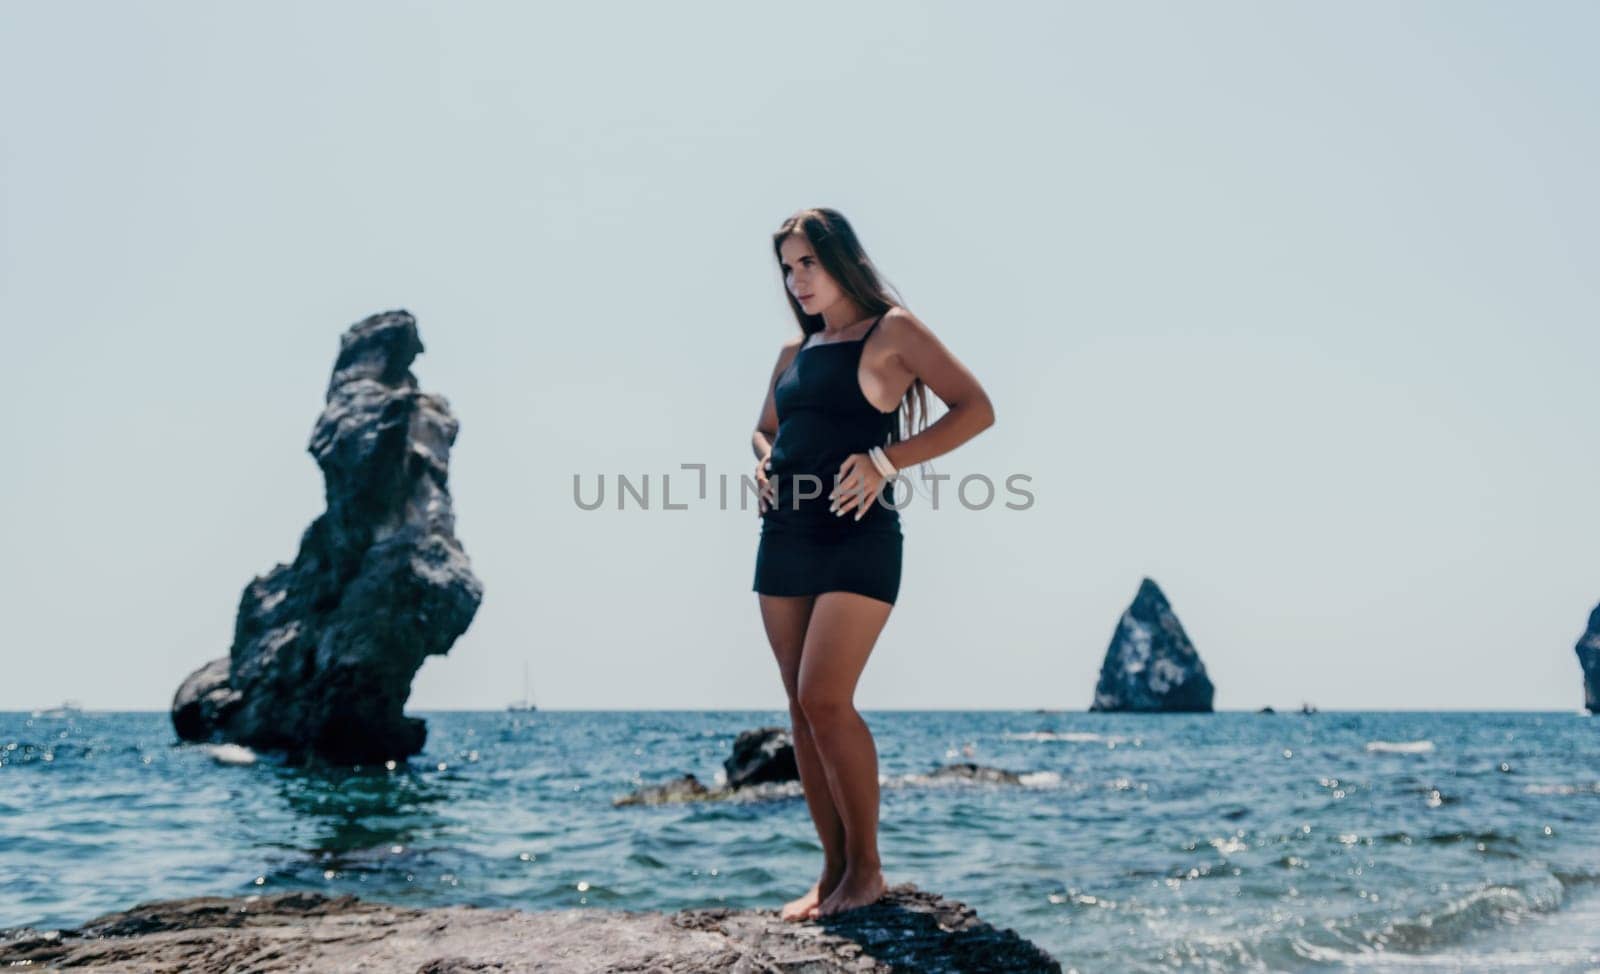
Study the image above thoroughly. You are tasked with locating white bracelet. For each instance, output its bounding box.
[868,446,898,478]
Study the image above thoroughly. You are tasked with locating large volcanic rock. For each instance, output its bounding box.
[1089,578,1215,712]
[1577,602,1600,712]
[171,310,482,764]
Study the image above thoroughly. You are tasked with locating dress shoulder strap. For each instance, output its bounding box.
[864,311,887,339]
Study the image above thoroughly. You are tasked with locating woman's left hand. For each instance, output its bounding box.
[830,452,887,521]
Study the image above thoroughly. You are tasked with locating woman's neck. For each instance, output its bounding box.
[819,307,876,337]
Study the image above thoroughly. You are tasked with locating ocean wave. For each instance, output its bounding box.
[1279,874,1569,963]
[1523,781,1600,795]
[1374,878,1565,953]
[1018,770,1062,788]
[892,768,1026,788]
[1365,739,1435,754]
[1552,868,1600,889]
[0,741,133,766]
[719,780,804,803]
[202,743,258,766]
[1003,731,1130,745]
[1044,888,1118,910]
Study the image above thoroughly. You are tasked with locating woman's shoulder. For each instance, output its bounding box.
[770,334,805,374]
[879,305,928,337]
[881,305,924,325]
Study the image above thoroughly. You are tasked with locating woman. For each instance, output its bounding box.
[750,207,996,920]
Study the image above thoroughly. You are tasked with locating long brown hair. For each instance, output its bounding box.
[771,207,933,463]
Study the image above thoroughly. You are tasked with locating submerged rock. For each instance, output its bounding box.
[0,887,1061,973]
[1577,602,1600,712]
[616,761,1028,806]
[1089,578,1215,713]
[617,725,802,805]
[614,773,717,806]
[615,730,1032,806]
[925,763,1024,785]
[170,310,482,764]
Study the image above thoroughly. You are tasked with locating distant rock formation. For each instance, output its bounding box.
[171,310,482,764]
[1577,602,1600,712]
[0,887,1063,973]
[1089,578,1215,713]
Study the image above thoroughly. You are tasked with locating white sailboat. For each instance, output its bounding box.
[506,661,538,712]
[32,699,85,719]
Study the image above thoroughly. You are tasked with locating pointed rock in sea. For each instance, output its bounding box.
[1089,577,1215,712]
[1576,602,1600,713]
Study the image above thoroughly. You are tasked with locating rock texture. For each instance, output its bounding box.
[171,310,482,764]
[0,887,1061,973]
[1577,602,1600,712]
[1089,577,1215,712]
[614,772,722,806]
[617,726,799,806]
[723,725,799,787]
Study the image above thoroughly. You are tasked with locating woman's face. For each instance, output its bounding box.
[779,233,842,315]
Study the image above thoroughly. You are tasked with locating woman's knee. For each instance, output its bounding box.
[786,696,810,729]
[797,684,852,728]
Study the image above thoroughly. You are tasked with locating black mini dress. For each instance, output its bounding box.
[752,313,903,605]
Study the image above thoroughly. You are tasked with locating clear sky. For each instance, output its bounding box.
[2,2,1596,712]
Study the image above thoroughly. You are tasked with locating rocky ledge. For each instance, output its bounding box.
[0,887,1061,973]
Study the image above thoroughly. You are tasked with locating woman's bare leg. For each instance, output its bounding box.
[797,591,893,917]
[757,593,847,921]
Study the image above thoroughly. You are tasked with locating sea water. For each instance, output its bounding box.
[3,710,1598,972]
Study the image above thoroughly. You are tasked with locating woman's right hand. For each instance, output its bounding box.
[755,455,777,515]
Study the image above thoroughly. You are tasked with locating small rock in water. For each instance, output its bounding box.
[926,763,1024,785]
[722,726,798,787]
[614,773,722,806]
[618,726,803,805]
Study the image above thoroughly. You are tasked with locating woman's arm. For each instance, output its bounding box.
[752,338,802,460]
[877,308,996,470]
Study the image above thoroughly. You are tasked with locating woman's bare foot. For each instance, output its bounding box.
[780,865,845,922]
[813,866,888,917]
